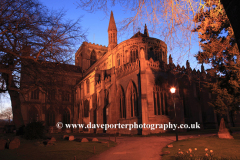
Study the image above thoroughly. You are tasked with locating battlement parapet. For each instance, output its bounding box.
[146,59,160,69]
[116,60,139,78]
[83,41,107,48]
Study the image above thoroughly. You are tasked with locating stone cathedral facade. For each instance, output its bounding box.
[20,11,240,135]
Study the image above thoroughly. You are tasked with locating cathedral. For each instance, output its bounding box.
[20,11,240,135]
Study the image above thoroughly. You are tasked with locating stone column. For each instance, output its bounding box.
[96,71,105,133]
[109,68,117,133]
[139,48,149,135]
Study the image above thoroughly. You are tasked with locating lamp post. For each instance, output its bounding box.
[170,87,178,141]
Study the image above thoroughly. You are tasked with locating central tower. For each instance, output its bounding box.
[108,11,117,52]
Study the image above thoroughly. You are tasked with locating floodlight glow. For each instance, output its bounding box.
[170,87,176,94]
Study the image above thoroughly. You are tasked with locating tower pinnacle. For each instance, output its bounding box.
[144,24,149,37]
[108,11,117,51]
[108,11,117,31]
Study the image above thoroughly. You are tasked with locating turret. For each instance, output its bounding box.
[186,60,190,69]
[169,54,173,64]
[201,63,205,73]
[144,24,149,37]
[108,11,117,52]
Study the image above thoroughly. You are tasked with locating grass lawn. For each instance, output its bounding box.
[0,135,116,160]
[162,133,240,160]
[43,127,239,138]
[113,127,240,137]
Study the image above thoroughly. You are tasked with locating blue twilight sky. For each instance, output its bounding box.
[37,0,202,68]
[0,0,206,110]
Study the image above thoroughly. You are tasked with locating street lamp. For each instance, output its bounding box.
[170,87,176,94]
[170,87,178,141]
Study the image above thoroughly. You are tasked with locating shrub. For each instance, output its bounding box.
[24,121,45,140]
[16,125,25,136]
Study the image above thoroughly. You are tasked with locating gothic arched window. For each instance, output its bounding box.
[113,33,115,42]
[31,89,39,100]
[90,50,96,65]
[130,47,138,63]
[127,81,138,117]
[153,87,161,115]
[153,47,161,61]
[118,86,126,118]
[117,53,120,67]
[136,49,138,60]
[105,89,109,106]
[84,100,89,117]
[159,49,163,61]
[125,50,129,63]
[86,79,90,94]
[153,86,168,115]
[148,47,154,60]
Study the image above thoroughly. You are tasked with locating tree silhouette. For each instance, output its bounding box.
[193,0,240,114]
[0,0,86,129]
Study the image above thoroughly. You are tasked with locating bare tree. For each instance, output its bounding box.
[78,0,206,56]
[77,0,240,55]
[0,0,86,129]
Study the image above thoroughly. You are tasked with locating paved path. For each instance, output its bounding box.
[88,134,215,160]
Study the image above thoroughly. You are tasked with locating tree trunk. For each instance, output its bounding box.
[221,0,240,52]
[8,89,24,129]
